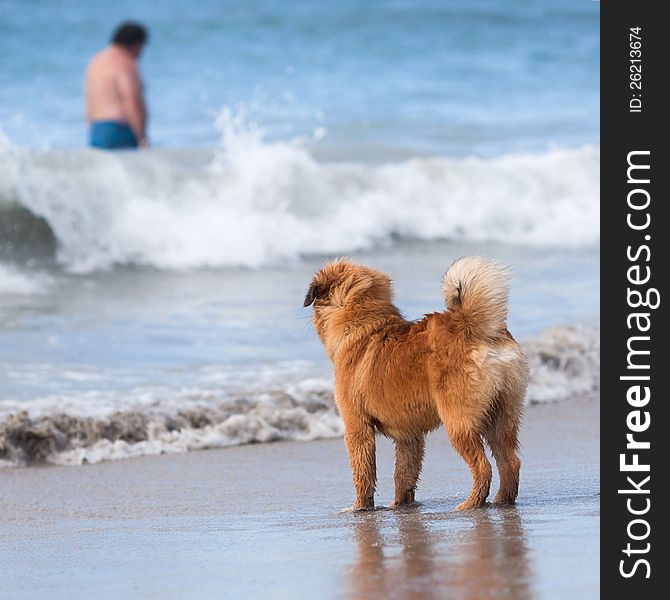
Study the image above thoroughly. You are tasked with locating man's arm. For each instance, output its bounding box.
[118,64,148,147]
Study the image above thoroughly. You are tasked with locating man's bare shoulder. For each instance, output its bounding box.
[87,47,137,75]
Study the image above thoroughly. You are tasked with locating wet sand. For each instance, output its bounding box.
[1,398,599,599]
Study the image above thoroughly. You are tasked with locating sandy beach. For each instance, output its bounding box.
[1,397,599,599]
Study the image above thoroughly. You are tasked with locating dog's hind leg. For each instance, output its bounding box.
[344,419,377,510]
[484,396,522,505]
[448,426,492,511]
[434,391,492,510]
[391,435,425,507]
[433,383,493,511]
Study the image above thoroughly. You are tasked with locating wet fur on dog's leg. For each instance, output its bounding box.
[449,429,492,511]
[434,381,494,511]
[490,441,520,505]
[344,419,377,510]
[485,400,522,504]
[391,436,425,507]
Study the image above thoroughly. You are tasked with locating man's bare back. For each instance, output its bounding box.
[85,22,148,149]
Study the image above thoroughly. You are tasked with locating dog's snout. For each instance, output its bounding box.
[304,284,318,307]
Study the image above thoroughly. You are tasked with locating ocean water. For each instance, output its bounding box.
[0,0,599,466]
[0,0,599,154]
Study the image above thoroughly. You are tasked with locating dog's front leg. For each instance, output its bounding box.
[344,420,376,510]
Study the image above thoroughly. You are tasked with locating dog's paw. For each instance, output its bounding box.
[455,498,488,512]
[349,499,376,512]
[391,489,416,508]
[492,498,517,506]
[493,492,517,505]
[390,499,418,509]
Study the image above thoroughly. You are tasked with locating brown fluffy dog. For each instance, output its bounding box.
[304,256,528,511]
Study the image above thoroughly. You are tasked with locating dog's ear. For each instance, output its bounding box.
[303,283,321,307]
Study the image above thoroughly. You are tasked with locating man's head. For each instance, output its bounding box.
[111,21,148,58]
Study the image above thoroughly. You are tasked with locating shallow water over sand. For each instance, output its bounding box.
[1,240,598,400]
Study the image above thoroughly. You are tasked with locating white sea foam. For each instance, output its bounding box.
[0,114,599,274]
[0,263,51,295]
[0,326,599,467]
[51,405,344,466]
[0,378,344,466]
[525,324,600,403]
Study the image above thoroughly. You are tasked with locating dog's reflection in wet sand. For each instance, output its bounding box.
[347,505,532,600]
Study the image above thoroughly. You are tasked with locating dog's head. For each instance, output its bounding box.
[304,259,394,354]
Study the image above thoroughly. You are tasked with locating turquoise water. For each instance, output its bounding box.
[1,0,599,155]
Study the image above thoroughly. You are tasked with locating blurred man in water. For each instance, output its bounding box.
[85,22,149,150]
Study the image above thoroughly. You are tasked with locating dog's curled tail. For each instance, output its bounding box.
[442,256,512,341]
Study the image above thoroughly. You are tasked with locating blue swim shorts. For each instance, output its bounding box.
[89,121,138,150]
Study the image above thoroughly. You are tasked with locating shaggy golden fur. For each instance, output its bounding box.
[304,256,528,511]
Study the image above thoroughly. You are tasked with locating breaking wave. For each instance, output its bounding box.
[0,117,598,277]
